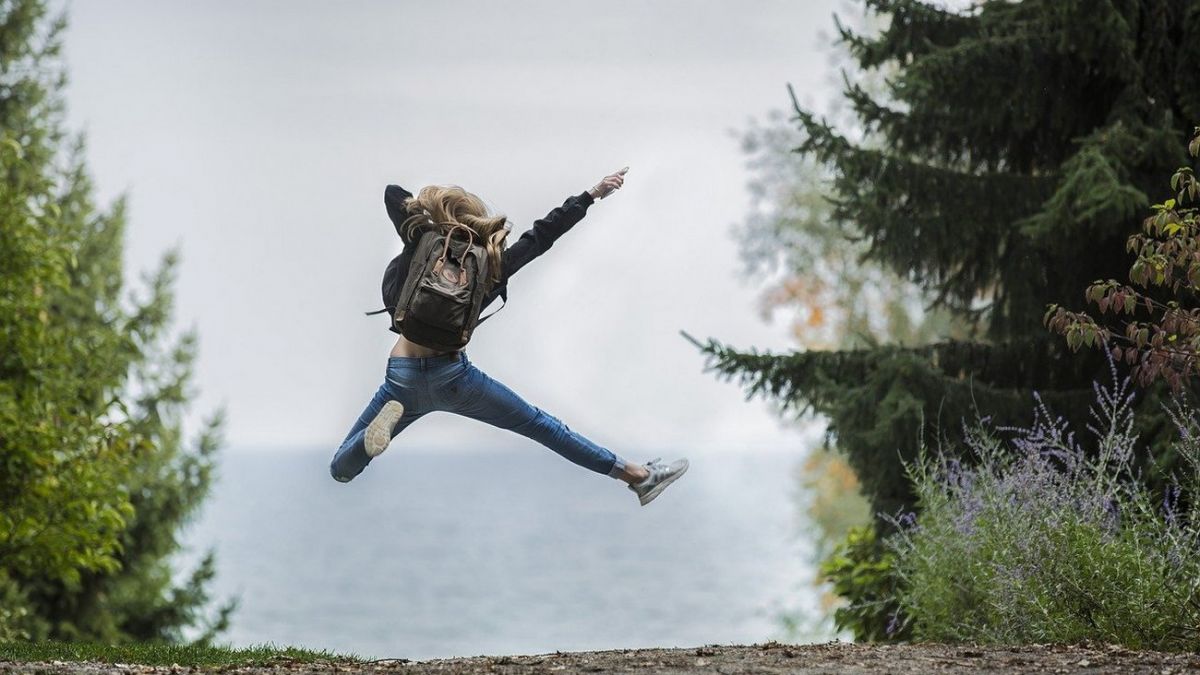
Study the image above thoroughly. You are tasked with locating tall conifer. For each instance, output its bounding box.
[697,0,1200,520]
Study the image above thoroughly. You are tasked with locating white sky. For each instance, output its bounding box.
[58,0,850,456]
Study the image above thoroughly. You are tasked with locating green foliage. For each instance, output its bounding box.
[818,525,907,642]
[888,373,1200,650]
[689,332,1103,522]
[0,0,134,612]
[735,7,970,353]
[0,0,229,642]
[736,112,962,350]
[733,12,963,637]
[697,0,1200,524]
[0,572,33,641]
[0,641,358,667]
[1047,127,1200,390]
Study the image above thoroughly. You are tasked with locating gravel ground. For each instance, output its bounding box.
[4,642,1200,674]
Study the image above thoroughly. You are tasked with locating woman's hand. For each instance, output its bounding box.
[588,166,628,200]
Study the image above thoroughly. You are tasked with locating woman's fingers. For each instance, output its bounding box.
[592,167,628,199]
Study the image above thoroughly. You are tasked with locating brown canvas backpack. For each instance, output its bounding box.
[391,224,495,351]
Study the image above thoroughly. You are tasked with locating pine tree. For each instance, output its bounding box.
[695,0,1200,522]
[736,111,964,351]
[0,0,231,641]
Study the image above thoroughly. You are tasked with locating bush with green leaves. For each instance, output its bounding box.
[1047,126,1200,390]
[887,361,1200,649]
[817,525,907,642]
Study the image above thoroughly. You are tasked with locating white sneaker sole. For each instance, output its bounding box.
[639,459,689,506]
[364,400,405,458]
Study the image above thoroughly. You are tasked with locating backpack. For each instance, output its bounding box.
[385,224,495,351]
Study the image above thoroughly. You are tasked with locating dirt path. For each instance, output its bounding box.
[3,642,1199,674]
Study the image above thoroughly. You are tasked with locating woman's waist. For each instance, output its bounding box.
[386,348,467,380]
[390,335,459,359]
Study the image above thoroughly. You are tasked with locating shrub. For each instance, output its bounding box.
[1046,125,1200,390]
[0,572,33,641]
[818,525,907,642]
[887,361,1200,650]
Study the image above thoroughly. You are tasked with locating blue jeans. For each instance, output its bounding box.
[330,351,628,482]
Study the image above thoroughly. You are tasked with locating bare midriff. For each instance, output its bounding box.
[389,334,457,358]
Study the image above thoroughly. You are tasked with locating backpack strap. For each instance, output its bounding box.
[364,307,391,316]
[477,285,507,324]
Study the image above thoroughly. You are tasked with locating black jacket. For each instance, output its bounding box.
[381,184,595,333]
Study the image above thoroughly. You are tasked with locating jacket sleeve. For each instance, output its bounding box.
[384,184,417,243]
[499,190,595,284]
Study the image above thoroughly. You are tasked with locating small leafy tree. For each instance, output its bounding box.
[0,0,231,642]
[0,0,136,627]
[1047,127,1200,390]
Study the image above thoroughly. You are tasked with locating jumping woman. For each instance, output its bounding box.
[329,167,689,506]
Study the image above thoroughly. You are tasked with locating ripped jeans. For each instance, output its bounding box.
[330,350,628,482]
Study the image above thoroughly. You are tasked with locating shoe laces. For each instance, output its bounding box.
[642,458,667,482]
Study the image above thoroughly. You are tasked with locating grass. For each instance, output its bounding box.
[0,640,361,667]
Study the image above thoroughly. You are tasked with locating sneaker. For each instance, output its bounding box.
[628,457,689,506]
[364,400,405,458]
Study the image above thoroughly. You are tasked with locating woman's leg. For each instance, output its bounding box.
[329,381,424,483]
[444,363,630,479]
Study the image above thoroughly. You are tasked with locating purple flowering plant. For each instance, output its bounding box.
[884,356,1200,649]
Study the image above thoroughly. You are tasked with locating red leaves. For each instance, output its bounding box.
[1048,128,1200,390]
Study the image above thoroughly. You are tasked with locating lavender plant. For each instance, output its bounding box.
[887,359,1200,650]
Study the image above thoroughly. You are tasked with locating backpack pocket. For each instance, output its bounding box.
[408,277,471,331]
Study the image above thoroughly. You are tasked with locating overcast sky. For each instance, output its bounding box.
[58,0,853,458]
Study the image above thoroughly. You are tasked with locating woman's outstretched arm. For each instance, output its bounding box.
[498,167,628,283]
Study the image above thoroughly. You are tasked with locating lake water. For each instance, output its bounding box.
[181,446,824,660]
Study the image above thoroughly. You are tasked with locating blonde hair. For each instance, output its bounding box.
[402,185,509,285]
